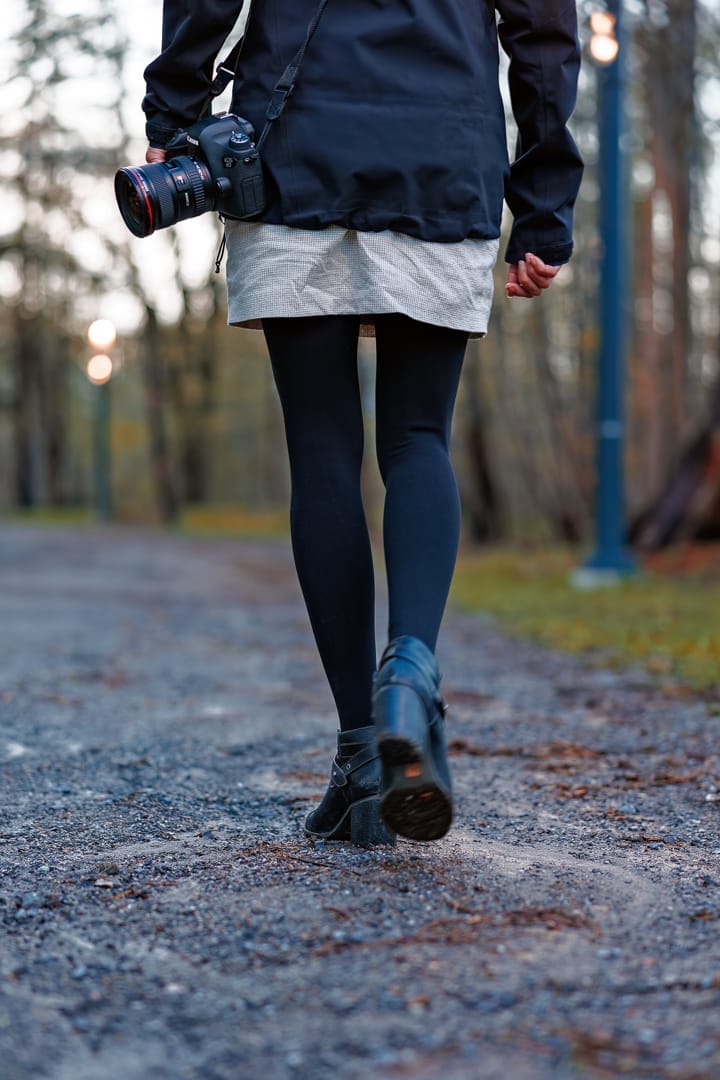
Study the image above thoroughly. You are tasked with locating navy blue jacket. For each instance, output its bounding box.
[143,0,583,264]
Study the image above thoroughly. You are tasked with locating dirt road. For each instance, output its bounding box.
[1,524,719,1079]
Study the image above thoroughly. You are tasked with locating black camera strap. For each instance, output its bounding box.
[203,0,330,151]
[208,0,329,273]
[256,0,330,150]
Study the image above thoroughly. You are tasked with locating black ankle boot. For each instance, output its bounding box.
[372,636,453,841]
[304,725,396,846]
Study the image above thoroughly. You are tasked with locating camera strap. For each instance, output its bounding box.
[203,0,330,152]
[209,0,330,274]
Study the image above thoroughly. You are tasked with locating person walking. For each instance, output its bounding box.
[141,0,583,845]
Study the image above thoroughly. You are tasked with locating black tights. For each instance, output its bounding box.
[263,314,467,731]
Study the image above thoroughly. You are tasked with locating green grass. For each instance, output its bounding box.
[451,545,720,693]
[3,504,289,538]
[178,504,288,539]
[5,506,95,526]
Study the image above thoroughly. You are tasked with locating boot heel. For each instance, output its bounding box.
[373,684,428,763]
[373,635,453,842]
[350,798,396,847]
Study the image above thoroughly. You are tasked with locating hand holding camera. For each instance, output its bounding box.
[115,114,266,238]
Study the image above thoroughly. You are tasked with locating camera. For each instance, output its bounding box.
[114,114,265,238]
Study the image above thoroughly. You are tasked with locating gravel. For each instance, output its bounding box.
[1,523,719,1079]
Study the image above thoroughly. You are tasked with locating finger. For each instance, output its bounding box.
[506,278,534,299]
[526,255,562,290]
[526,253,561,279]
[516,259,541,297]
[145,147,167,163]
[523,263,555,290]
[506,266,526,298]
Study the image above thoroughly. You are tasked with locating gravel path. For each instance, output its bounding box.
[1,524,719,1080]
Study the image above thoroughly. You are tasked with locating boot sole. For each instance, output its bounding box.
[377,734,453,842]
[305,795,396,847]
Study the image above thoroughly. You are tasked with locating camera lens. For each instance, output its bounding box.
[114,157,214,238]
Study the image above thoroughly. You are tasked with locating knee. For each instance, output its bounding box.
[376,426,449,487]
[289,430,364,489]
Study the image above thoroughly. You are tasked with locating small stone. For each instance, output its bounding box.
[21,892,44,909]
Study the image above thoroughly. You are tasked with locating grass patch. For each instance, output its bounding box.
[5,507,95,527]
[178,504,288,539]
[3,503,289,539]
[451,544,720,692]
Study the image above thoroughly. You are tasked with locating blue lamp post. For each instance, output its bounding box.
[580,2,636,582]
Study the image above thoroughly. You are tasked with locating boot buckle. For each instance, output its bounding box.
[330,757,349,787]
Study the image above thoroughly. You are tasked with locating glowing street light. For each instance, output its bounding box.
[86,320,117,521]
[589,10,619,65]
[86,354,113,385]
[87,318,117,351]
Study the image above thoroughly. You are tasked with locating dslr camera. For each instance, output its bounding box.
[114,114,265,238]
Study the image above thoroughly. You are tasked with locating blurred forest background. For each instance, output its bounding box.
[1,0,720,545]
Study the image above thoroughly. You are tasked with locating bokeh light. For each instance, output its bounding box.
[590,10,619,64]
[590,34,620,64]
[87,318,117,350]
[87,354,113,385]
[590,11,616,36]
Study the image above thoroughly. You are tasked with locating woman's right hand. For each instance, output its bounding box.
[506,253,561,299]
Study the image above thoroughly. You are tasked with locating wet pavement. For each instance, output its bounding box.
[1,524,719,1079]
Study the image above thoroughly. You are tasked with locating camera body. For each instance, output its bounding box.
[166,114,265,220]
[115,113,265,238]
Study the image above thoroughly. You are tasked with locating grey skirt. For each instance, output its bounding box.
[225,221,499,339]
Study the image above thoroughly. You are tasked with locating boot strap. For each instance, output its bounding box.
[330,746,379,788]
[376,670,445,719]
[378,638,442,686]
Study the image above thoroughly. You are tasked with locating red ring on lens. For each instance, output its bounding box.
[125,167,154,234]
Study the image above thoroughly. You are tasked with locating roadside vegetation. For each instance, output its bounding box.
[452,544,720,693]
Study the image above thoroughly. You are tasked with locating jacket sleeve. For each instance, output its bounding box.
[142,0,245,147]
[495,0,584,265]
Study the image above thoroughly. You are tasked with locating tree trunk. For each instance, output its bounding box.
[11,309,35,508]
[630,189,664,506]
[463,343,504,541]
[142,305,179,523]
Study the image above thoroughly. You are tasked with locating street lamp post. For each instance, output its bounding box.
[578,1,636,585]
[86,320,116,523]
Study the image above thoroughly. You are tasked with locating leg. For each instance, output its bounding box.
[374,314,468,652]
[263,315,376,732]
[372,314,467,841]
